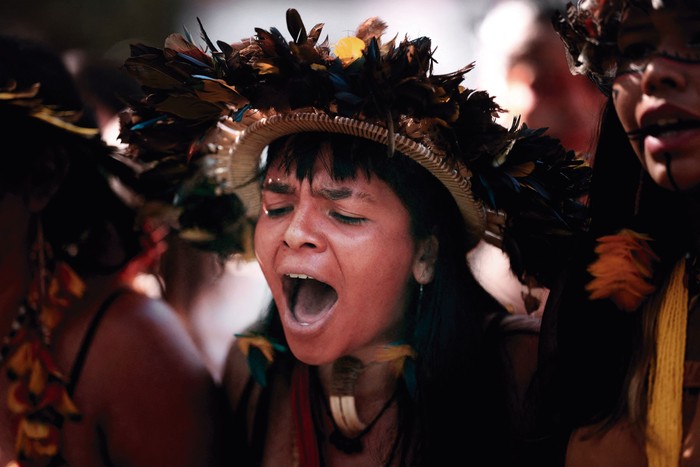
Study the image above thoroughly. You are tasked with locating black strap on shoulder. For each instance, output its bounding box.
[66,287,131,396]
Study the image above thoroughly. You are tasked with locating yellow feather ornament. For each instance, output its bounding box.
[237,335,277,363]
[374,344,416,376]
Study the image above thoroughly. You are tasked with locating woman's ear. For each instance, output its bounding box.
[413,234,438,285]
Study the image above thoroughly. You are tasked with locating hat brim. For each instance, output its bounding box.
[225,112,485,241]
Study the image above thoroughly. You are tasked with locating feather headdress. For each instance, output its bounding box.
[118,9,591,288]
[0,81,99,137]
[553,0,689,95]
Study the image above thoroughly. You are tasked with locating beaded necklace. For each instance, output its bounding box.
[3,246,85,462]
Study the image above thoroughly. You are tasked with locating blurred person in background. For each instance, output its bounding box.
[469,0,605,316]
[475,0,604,157]
[0,34,226,466]
[65,49,270,382]
[64,49,144,149]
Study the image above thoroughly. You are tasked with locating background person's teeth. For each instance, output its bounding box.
[656,119,678,126]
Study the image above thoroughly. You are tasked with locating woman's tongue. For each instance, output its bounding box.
[292,279,338,324]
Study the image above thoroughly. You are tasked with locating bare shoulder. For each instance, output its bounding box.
[98,289,200,358]
[566,422,646,467]
[71,287,226,466]
[84,287,216,405]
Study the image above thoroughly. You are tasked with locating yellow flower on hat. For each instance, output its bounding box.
[334,36,365,66]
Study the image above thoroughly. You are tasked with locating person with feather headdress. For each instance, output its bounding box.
[0,34,227,467]
[119,9,591,466]
[532,1,700,465]
[470,0,607,317]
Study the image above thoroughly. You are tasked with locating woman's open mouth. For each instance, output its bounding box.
[282,273,338,326]
[628,118,700,140]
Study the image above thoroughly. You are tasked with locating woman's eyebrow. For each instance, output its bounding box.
[317,186,352,200]
[262,179,295,194]
[316,186,375,203]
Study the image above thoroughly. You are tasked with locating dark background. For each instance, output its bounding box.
[1,0,186,58]
[0,0,494,81]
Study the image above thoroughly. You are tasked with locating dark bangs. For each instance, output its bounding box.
[264,132,459,241]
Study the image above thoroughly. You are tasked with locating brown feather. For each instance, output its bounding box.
[355,17,388,43]
[286,8,307,44]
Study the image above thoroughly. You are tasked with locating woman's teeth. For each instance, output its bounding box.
[287,273,314,279]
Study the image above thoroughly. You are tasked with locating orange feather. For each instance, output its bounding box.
[586,229,659,312]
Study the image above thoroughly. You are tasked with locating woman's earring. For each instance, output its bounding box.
[416,283,424,318]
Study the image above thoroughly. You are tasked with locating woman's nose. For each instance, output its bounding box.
[640,55,688,95]
[282,203,325,251]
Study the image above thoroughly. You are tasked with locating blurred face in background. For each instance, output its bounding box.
[505,16,606,157]
[473,1,600,315]
[478,1,606,158]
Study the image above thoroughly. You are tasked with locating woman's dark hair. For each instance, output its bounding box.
[250,132,521,466]
[0,34,141,274]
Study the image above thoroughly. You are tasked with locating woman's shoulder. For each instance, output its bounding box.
[59,286,226,466]
[99,288,196,349]
[75,286,214,392]
[566,421,647,467]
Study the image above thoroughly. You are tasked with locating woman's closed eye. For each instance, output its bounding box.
[264,205,292,218]
[330,210,367,225]
[262,204,367,224]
